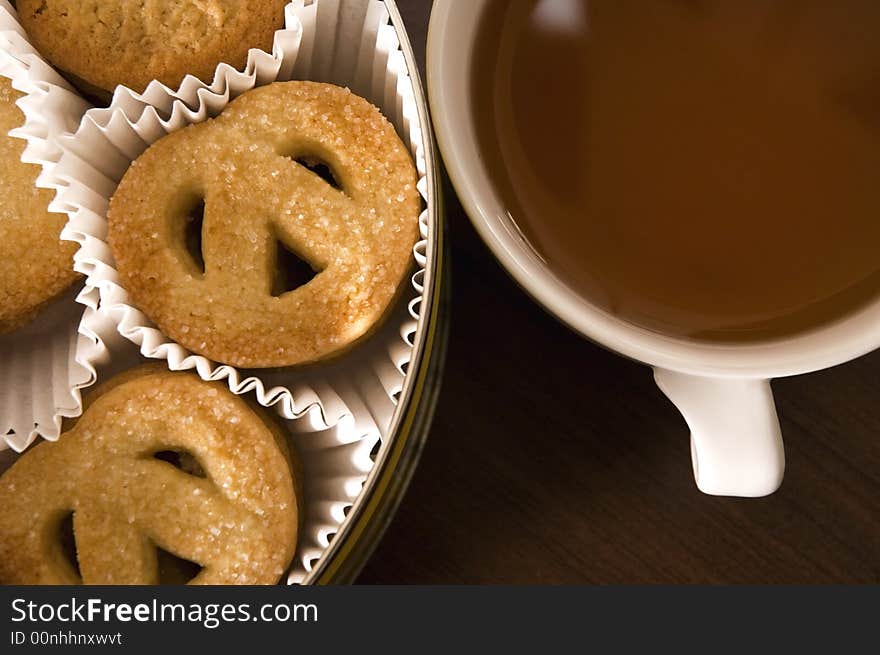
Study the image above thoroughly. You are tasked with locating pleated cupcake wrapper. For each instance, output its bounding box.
[41,0,430,584]
[0,0,113,452]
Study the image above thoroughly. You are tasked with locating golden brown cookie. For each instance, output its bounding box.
[0,76,78,334]
[0,366,300,584]
[17,0,288,94]
[108,81,420,368]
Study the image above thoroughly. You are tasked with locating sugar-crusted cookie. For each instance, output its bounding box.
[0,367,300,584]
[0,76,78,334]
[108,81,420,368]
[17,0,288,94]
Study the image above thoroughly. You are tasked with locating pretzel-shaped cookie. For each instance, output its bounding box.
[108,81,420,368]
[0,367,299,584]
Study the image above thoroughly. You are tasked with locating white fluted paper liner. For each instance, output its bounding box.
[0,0,111,452]
[43,0,431,584]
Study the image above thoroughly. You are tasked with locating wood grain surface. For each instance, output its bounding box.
[358,0,880,584]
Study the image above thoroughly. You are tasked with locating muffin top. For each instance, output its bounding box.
[17,0,288,93]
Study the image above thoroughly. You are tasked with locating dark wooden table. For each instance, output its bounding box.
[358,0,880,584]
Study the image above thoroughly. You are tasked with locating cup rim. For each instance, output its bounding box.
[427,0,880,379]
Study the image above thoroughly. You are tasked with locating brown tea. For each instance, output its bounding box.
[473,0,880,341]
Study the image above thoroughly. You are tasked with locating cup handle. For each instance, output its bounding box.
[653,368,785,497]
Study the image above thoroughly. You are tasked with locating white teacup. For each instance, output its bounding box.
[427,0,880,497]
